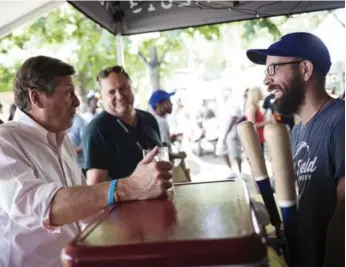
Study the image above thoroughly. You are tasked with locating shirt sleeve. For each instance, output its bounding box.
[232,106,242,118]
[330,115,345,180]
[68,116,86,147]
[67,124,79,147]
[147,113,162,146]
[152,115,161,141]
[78,117,86,144]
[158,119,171,146]
[82,124,109,171]
[0,134,63,232]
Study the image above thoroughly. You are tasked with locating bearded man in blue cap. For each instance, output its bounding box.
[247,32,344,267]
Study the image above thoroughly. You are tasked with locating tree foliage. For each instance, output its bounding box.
[0,3,331,97]
[0,4,222,95]
[242,17,282,41]
[0,5,117,97]
[136,25,221,89]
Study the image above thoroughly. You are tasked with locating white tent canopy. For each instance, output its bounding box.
[0,1,63,38]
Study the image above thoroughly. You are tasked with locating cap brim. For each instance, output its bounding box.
[246,49,271,65]
[168,92,176,97]
[247,48,294,65]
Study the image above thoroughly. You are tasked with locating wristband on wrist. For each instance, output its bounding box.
[108,180,118,205]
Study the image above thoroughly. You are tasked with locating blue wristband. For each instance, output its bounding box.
[108,180,118,206]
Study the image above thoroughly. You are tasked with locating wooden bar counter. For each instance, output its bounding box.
[61,180,269,267]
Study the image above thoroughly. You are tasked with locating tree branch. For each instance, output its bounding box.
[329,10,345,28]
[159,45,172,63]
[138,51,150,66]
[160,48,170,63]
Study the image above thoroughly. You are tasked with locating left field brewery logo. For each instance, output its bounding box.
[293,141,317,182]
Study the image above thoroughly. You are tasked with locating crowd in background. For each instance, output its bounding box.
[1,80,342,180]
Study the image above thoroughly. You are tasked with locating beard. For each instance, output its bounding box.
[273,75,305,116]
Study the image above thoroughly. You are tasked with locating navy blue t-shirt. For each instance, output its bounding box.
[82,110,162,180]
[291,98,345,267]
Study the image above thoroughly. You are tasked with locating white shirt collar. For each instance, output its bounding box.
[13,108,66,148]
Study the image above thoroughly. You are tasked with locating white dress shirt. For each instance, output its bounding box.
[0,109,85,267]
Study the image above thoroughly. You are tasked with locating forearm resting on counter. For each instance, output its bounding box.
[50,182,109,226]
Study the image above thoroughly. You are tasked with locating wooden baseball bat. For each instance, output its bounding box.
[237,121,281,237]
[264,123,302,265]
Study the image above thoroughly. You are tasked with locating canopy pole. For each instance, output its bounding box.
[116,34,125,67]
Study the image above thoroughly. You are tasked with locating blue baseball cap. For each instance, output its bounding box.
[246,32,331,76]
[149,89,175,109]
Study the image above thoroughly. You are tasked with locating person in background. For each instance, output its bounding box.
[169,97,185,135]
[0,102,3,124]
[263,93,295,130]
[82,94,99,124]
[0,56,173,267]
[242,88,249,113]
[8,103,17,121]
[244,87,269,150]
[326,87,337,98]
[83,66,163,185]
[215,92,242,176]
[247,32,344,267]
[236,88,250,124]
[149,89,186,160]
[67,112,87,172]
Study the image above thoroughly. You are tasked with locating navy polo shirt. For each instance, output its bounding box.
[82,109,162,180]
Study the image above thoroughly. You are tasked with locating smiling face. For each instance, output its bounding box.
[99,72,135,117]
[264,56,306,116]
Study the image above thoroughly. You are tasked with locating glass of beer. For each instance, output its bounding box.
[142,146,174,196]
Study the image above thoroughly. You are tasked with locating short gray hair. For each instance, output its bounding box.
[14,56,75,111]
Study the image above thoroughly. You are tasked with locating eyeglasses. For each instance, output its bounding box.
[96,65,124,81]
[265,60,303,76]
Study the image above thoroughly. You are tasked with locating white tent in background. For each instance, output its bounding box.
[313,10,345,93]
[313,10,345,64]
[0,1,63,38]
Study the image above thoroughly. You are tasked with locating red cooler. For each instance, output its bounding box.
[61,180,268,267]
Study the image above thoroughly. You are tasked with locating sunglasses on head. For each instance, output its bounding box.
[96,65,124,81]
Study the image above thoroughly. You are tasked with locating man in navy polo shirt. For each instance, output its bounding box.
[83,66,163,185]
[247,32,344,267]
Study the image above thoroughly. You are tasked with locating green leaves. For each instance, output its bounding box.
[0,62,21,92]
[242,18,281,42]
[0,4,118,95]
[0,3,329,97]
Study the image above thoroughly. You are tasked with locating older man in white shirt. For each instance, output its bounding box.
[0,56,173,267]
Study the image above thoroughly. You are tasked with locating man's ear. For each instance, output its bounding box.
[300,60,314,82]
[28,89,44,109]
